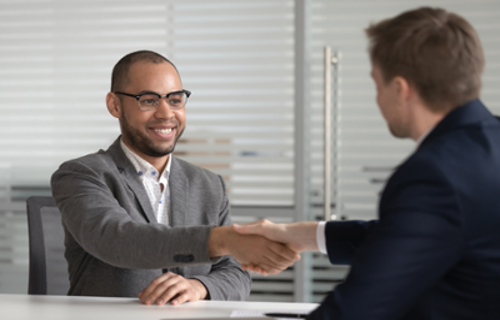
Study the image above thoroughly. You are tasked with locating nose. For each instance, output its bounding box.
[154,98,175,120]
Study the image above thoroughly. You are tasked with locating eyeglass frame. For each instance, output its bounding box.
[114,89,192,111]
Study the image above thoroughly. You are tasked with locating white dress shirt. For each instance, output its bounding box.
[316,221,328,254]
[120,139,171,225]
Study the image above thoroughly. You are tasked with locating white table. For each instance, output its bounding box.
[0,294,318,320]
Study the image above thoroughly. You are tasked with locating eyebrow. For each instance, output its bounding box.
[136,90,160,95]
[136,90,184,96]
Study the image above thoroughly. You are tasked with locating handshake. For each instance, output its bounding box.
[208,219,320,275]
[139,220,319,306]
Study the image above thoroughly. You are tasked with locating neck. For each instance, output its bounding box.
[143,154,170,174]
[409,101,451,142]
[122,139,170,173]
[411,111,444,141]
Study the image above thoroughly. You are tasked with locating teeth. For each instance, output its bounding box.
[155,128,172,134]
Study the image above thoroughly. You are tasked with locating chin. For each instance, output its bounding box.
[388,125,410,139]
[145,144,176,158]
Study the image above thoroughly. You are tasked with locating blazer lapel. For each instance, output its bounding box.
[169,156,189,227]
[106,137,157,223]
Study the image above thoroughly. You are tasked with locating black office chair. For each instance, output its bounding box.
[26,196,70,295]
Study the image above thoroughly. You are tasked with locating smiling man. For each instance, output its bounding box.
[50,51,299,305]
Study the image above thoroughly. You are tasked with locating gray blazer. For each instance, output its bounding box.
[50,137,251,300]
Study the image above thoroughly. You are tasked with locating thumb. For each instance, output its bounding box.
[232,223,262,235]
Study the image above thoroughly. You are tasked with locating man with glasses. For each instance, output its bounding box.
[51,50,299,305]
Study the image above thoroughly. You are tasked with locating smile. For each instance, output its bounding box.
[154,128,173,134]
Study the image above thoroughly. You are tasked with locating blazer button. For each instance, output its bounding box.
[173,254,195,263]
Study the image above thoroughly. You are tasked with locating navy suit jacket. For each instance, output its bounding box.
[310,99,500,320]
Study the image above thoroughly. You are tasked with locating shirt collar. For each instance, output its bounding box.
[120,138,171,180]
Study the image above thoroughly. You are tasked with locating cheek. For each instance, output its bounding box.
[376,91,382,108]
[175,110,186,127]
[376,88,385,111]
[376,92,393,121]
[126,109,150,128]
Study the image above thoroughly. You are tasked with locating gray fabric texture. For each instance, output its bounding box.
[50,137,251,300]
[40,206,70,294]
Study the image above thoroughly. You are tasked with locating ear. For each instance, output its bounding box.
[392,76,411,102]
[106,92,121,119]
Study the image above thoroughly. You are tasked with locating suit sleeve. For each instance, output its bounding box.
[189,176,251,300]
[324,219,379,265]
[51,159,215,269]
[309,158,463,320]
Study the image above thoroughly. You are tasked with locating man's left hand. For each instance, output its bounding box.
[138,272,208,306]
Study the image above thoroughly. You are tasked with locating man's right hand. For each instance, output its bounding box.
[233,219,320,252]
[208,225,300,275]
[229,219,320,274]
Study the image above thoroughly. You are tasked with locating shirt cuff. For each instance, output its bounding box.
[316,221,327,254]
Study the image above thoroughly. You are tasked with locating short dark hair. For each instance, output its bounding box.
[366,7,485,111]
[110,50,178,92]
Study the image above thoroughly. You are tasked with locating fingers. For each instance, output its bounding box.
[139,272,180,305]
[225,225,301,275]
[242,264,269,275]
[232,219,269,236]
[138,273,207,306]
[234,221,319,253]
[258,241,300,270]
[245,239,300,275]
[268,241,302,263]
[233,220,295,250]
[171,279,206,305]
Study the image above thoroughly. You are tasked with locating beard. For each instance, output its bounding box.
[120,111,184,158]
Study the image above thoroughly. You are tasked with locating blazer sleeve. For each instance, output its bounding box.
[189,175,251,300]
[325,219,379,265]
[51,158,216,269]
[309,158,463,320]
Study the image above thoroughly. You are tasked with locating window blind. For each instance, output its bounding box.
[0,0,294,294]
[0,0,295,205]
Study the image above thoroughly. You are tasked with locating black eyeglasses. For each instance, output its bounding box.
[114,89,191,111]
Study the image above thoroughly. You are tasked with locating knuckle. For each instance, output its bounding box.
[171,283,182,291]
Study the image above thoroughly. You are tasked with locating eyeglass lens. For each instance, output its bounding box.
[138,92,188,110]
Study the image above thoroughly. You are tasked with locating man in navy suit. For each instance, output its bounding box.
[234,7,500,319]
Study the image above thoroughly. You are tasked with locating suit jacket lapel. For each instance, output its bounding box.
[169,156,188,227]
[106,137,157,223]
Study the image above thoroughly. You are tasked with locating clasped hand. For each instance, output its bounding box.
[209,224,302,276]
[231,219,319,274]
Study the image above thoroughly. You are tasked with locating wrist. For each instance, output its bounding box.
[207,226,231,257]
[289,221,320,252]
[188,279,208,300]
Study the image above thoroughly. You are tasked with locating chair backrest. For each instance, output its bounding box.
[26,196,70,295]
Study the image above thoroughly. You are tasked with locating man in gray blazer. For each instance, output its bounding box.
[51,50,299,306]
